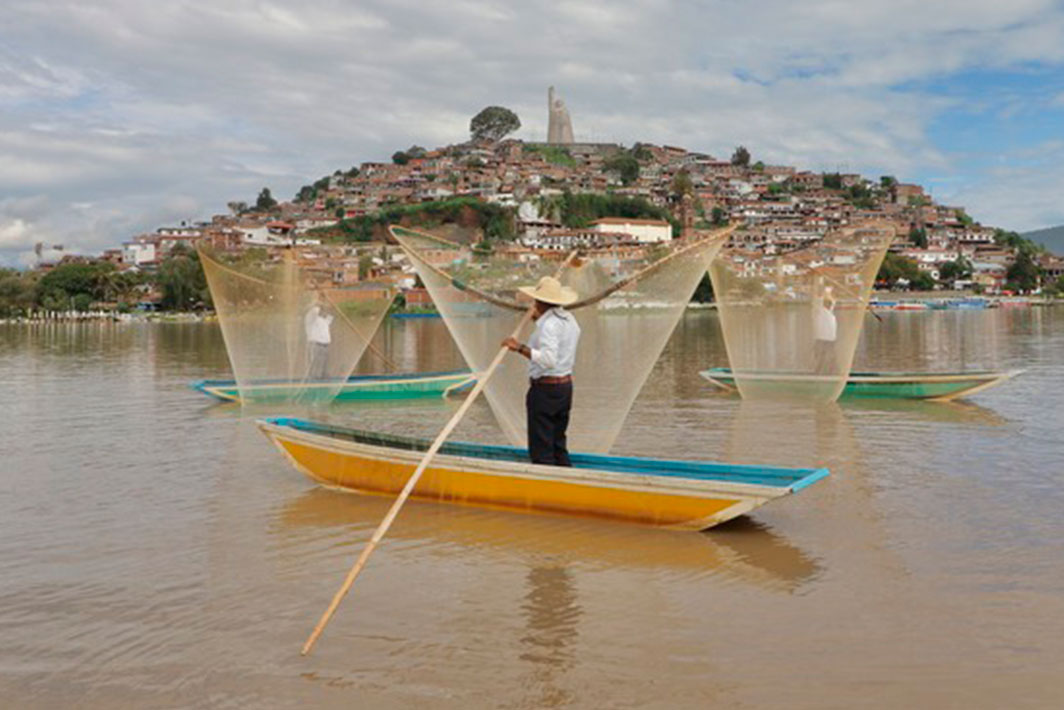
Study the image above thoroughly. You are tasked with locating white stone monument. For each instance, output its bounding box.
[547,86,574,144]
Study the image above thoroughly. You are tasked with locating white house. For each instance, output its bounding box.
[590,217,672,243]
[122,240,156,266]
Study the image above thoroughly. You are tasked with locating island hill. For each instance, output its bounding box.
[6,105,1064,318]
[129,132,1063,296]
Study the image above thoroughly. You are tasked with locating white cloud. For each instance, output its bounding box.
[1,0,1063,264]
[942,142,1064,232]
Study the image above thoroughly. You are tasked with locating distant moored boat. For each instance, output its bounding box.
[191,369,475,403]
[699,367,1023,401]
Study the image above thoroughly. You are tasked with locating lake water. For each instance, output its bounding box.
[1,309,1062,708]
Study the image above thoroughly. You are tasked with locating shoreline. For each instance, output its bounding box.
[5,295,1059,325]
[0,311,212,324]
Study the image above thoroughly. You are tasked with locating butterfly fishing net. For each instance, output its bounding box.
[198,245,396,403]
[708,222,894,402]
[392,225,729,453]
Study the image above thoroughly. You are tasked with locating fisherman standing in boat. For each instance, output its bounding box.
[304,297,334,380]
[812,281,838,375]
[503,276,581,467]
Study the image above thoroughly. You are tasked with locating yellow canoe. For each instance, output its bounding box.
[258,418,828,531]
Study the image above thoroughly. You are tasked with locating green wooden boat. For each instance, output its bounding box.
[191,369,475,403]
[699,367,1023,401]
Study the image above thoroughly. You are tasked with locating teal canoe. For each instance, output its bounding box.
[192,369,475,403]
[699,367,1023,401]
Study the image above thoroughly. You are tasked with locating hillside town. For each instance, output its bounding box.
[4,93,1063,317]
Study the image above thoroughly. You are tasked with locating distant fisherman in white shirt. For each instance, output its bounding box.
[503,276,581,466]
[304,300,334,380]
[812,282,837,375]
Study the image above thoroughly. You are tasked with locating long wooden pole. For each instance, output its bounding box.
[300,251,578,656]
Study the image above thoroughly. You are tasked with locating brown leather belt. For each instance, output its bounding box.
[530,375,572,385]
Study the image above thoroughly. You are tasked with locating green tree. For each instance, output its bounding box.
[227,201,248,215]
[848,183,875,209]
[112,270,144,306]
[311,196,518,244]
[392,150,410,165]
[880,175,897,189]
[630,143,653,161]
[711,206,727,225]
[670,169,694,199]
[38,262,115,307]
[730,145,751,167]
[469,106,521,142]
[255,188,277,211]
[752,161,765,172]
[1005,251,1041,293]
[822,173,843,190]
[909,226,928,248]
[938,257,972,285]
[993,228,1041,256]
[0,268,38,316]
[877,253,925,289]
[157,244,210,310]
[604,153,640,185]
[554,192,679,232]
[911,271,936,291]
[358,254,374,280]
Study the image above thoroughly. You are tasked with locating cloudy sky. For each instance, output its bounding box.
[3,0,1064,265]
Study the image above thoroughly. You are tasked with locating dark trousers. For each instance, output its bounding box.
[813,339,837,375]
[526,382,573,466]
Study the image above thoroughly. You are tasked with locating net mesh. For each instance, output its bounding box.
[199,245,396,403]
[708,222,894,402]
[393,225,728,453]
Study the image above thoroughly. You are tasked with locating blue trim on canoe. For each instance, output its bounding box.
[191,369,472,390]
[189,379,230,401]
[702,367,1006,380]
[390,312,442,319]
[788,467,830,493]
[265,417,829,492]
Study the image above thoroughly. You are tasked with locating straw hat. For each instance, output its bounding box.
[518,276,578,306]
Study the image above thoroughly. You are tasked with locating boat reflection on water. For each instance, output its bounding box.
[724,399,910,578]
[840,396,1008,427]
[197,389,466,434]
[274,487,821,594]
[723,400,849,470]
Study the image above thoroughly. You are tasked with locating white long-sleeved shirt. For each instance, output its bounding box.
[813,302,837,342]
[304,306,334,345]
[527,307,581,379]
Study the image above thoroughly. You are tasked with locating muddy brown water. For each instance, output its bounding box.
[1,309,1062,708]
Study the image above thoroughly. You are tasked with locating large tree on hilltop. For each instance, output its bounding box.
[470,106,521,142]
[731,145,751,167]
[255,188,277,211]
